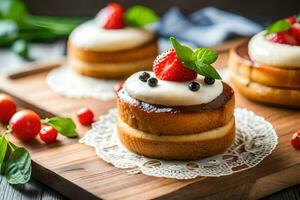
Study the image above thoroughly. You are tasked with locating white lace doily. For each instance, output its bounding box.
[47,66,119,100]
[79,108,278,179]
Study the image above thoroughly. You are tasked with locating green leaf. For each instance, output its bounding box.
[47,117,77,138]
[125,5,159,27]
[5,147,31,185]
[296,14,300,23]
[266,19,291,35]
[0,19,18,36]
[0,136,8,167]
[0,19,18,46]
[194,48,218,64]
[0,0,27,22]
[195,62,222,80]
[11,39,28,58]
[169,37,196,68]
[1,140,18,175]
[170,37,222,79]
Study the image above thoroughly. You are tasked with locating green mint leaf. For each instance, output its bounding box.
[11,39,29,58]
[195,62,222,79]
[194,48,218,64]
[0,135,8,167]
[266,19,291,35]
[169,37,196,68]
[170,37,221,79]
[0,0,28,23]
[5,147,31,185]
[296,14,300,23]
[0,20,18,46]
[125,5,159,27]
[47,117,77,138]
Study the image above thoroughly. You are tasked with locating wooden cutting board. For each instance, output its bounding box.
[1,41,300,200]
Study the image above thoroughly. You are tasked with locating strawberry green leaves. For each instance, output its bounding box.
[125,5,159,27]
[170,37,221,79]
[0,135,31,185]
[266,19,291,35]
[42,117,77,138]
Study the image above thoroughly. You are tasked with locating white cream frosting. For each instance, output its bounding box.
[124,71,223,106]
[249,31,300,68]
[69,20,155,51]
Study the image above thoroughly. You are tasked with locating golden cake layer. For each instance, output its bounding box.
[117,83,235,135]
[67,39,158,79]
[229,42,300,108]
[117,116,235,160]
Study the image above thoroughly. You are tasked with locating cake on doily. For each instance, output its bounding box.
[116,37,235,160]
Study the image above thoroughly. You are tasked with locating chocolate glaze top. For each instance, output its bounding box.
[118,82,234,114]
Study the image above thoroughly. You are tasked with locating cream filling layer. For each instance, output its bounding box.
[124,71,223,106]
[117,117,235,142]
[249,31,300,68]
[69,20,155,52]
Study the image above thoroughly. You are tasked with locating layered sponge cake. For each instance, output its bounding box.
[116,38,235,160]
[67,3,158,79]
[229,15,300,108]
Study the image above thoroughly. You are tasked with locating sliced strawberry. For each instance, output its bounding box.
[286,16,297,24]
[153,48,197,82]
[97,3,124,29]
[266,32,298,46]
[289,23,300,42]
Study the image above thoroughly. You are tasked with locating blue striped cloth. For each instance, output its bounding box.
[157,7,263,51]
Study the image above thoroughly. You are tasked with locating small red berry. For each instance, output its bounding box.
[153,48,197,82]
[77,108,94,125]
[114,81,124,94]
[289,23,300,42]
[39,126,58,144]
[291,130,300,150]
[97,3,124,29]
[286,16,297,24]
[0,94,17,123]
[10,110,41,141]
[266,32,298,46]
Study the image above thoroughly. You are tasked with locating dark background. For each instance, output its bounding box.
[24,0,300,26]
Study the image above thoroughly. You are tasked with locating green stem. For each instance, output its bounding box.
[7,141,16,152]
[41,118,49,125]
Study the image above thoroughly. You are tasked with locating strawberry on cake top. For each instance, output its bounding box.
[249,15,300,68]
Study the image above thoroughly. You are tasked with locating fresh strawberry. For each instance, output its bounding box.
[97,3,124,29]
[286,16,297,24]
[289,23,300,42]
[153,48,197,82]
[266,32,298,45]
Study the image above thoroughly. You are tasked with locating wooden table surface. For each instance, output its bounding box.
[1,39,300,200]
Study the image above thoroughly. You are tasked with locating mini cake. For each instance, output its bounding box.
[117,38,235,160]
[229,15,300,108]
[68,3,159,79]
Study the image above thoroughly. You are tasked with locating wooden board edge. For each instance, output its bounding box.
[32,161,101,200]
[248,163,300,200]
